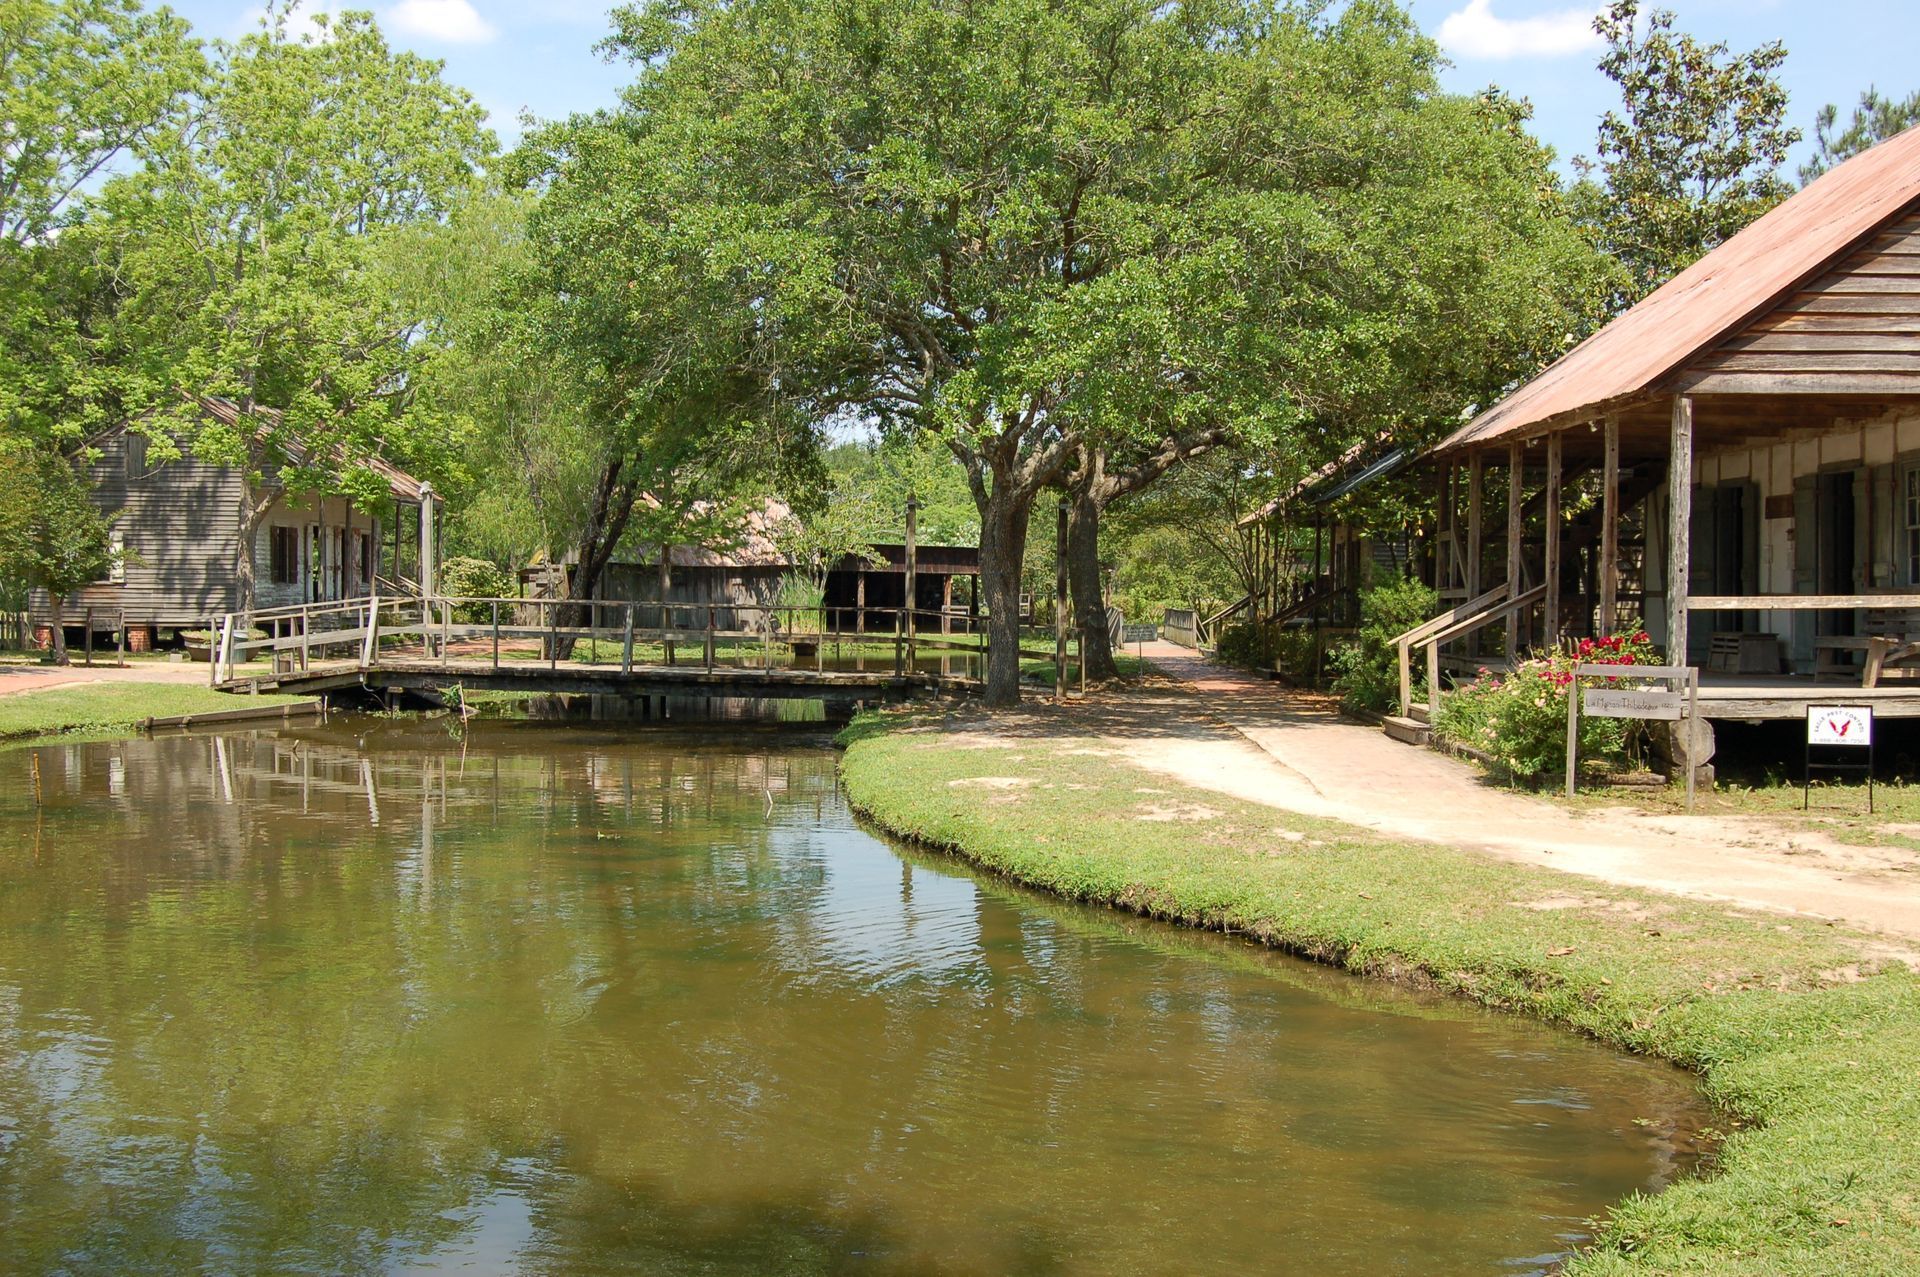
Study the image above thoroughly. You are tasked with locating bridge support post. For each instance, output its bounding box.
[623,604,634,675]
[906,498,920,669]
[360,596,379,671]
[492,601,500,671]
[705,606,716,670]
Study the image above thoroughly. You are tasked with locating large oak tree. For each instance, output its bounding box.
[569,0,1607,703]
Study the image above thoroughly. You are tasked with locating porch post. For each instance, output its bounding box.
[1544,430,1563,645]
[1600,417,1620,637]
[1505,440,1524,654]
[1667,395,1694,666]
[1465,452,1484,655]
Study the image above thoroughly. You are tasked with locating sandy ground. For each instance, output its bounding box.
[981,643,1920,944]
[0,659,217,697]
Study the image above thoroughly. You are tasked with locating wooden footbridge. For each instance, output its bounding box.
[205,595,1052,704]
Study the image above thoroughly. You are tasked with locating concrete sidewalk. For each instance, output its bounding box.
[1123,642,1920,944]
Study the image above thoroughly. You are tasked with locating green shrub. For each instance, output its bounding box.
[1431,628,1660,780]
[439,558,515,623]
[1328,577,1437,711]
[1214,618,1280,669]
[1272,626,1321,685]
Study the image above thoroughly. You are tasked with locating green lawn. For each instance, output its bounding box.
[839,707,1920,1276]
[0,683,306,743]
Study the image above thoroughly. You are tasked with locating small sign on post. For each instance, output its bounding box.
[1805,705,1874,812]
[1566,663,1699,810]
[1122,621,1156,666]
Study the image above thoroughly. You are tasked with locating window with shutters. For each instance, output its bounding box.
[270,526,300,585]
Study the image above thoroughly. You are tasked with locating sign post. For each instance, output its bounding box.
[1804,705,1874,812]
[1566,663,1699,810]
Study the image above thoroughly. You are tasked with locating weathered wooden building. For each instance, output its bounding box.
[524,499,981,633]
[1396,123,1920,741]
[30,401,438,650]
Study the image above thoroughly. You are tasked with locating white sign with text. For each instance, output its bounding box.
[1583,688,1685,721]
[1807,705,1873,747]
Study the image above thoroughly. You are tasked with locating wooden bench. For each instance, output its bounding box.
[1815,605,1920,686]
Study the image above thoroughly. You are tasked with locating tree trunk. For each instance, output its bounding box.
[554,461,638,660]
[1065,484,1119,681]
[47,594,68,666]
[978,487,1034,707]
[236,484,266,622]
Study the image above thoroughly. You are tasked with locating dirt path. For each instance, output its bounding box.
[0,661,215,698]
[1087,643,1920,942]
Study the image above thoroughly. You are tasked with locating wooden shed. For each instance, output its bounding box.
[1408,123,1920,726]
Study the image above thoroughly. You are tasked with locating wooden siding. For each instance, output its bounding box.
[1680,215,1920,394]
[30,428,389,630]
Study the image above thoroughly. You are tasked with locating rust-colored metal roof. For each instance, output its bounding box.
[1435,124,1920,455]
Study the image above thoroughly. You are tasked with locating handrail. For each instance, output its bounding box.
[1394,581,1513,652]
[1393,582,1549,720]
[1266,582,1345,628]
[1199,595,1249,645]
[204,593,1001,684]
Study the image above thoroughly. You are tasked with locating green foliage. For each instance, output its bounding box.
[1107,453,1272,618]
[437,557,514,622]
[1432,629,1661,779]
[583,0,1611,703]
[822,439,977,546]
[773,572,826,635]
[1214,619,1281,671]
[0,0,203,454]
[0,449,114,592]
[1328,576,1437,712]
[1802,86,1920,185]
[93,5,494,603]
[1573,0,1799,300]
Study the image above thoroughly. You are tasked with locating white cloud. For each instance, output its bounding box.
[1437,0,1602,61]
[386,0,497,44]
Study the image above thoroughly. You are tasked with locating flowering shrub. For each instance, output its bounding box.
[1431,628,1661,780]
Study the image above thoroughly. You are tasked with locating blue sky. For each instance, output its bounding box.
[171,1,1920,175]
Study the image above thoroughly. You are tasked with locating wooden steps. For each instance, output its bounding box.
[1382,714,1431,746]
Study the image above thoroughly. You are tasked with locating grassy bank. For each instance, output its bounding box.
[838,707,1920,1276]
[0,683,305,743]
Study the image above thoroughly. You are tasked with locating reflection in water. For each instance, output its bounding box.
[0,723,1708,1275]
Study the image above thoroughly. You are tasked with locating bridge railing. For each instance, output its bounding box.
[207,595,1067,685]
